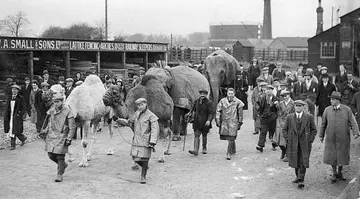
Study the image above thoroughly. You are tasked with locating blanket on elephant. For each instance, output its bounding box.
[168,66,210,111]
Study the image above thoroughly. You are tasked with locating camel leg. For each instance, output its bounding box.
[86,121,98,161]
[164,128,173,155]
[158,138,166,163]
[107,119,114,155]
[67,145,75,163]
[79,121,90,167]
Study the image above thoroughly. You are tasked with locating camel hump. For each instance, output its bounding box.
[140,75,158,86]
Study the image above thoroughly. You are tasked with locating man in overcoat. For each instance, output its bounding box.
[350,91,360,128]
[216,88,244,160]
[35,82,50,134]
[248,58,261,89]
[115,98,159,184]
[256,85,279,152]
[3,85,27,150]
[234,66,249,110]
[320,91,360,183]
[316,73,336,117]
[20,76,32,118]
[303,71,318,103]
[282,100,317,189]
[42,94,76,182]
[251,80,267,135]
[188,89,214,155]
[292,75,306,100]
[341,72,359,106]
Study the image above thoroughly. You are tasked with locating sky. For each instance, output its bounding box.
[0,0,357,38]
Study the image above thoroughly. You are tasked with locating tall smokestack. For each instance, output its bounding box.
[262,0,272,39]
[316,0,324,35]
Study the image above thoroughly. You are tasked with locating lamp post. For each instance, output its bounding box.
[105,0,108,40]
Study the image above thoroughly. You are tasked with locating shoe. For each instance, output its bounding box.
[172,136,181,141]
[256,146,263,152]
[202,148,207,154]
[253,131,259,135]
[282,156,288,162]
[331,174,337,183]
[188,150,198,156]
[55,174,63,182]
[10,146,15,150]
[271,143,277,151]
[280,150,285,159]
[292,179,300,183]
[131,163,140,170]
[298,183,305,189]
[140,175,146,184]
[20,137,27,146]
[226,153,231,160]
[337,173,346,181]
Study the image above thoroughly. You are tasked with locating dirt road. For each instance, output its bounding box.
[1,105,360,199]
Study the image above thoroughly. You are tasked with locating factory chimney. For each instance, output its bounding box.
[316,0,324,35]
[262,0,272,39]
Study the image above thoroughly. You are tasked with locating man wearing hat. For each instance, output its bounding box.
[320,91,360,183]
[272,62,286,81]
[272,77,282,98]
[35,82,50,134]
[20,76,32,118]
[5,77,14,97]
[319,66,333,84]
[256,84,279,152]
[259,67,273,85]
[283,100,317,189]
[115,98,158,184]
[316,73,336,117]
[341,72,359,106]
[188,89,214,156]
[3,84,27,150]
[251,79,267,135]
[248,58,261,89]
[274,90,294,162]
[41,70,55,86]
[65,78,74,98]
[234,65,249,110]
[42,94,76,182]
[292,74,306,100]
[314,63,323,80]
[303,71,318,103]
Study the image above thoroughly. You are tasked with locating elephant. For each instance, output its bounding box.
[103,75,174,163]
[203,50,241,110]
[146,65,210,141]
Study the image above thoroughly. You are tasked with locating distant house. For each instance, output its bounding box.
[233,40,254,63]
[308,7,360,75]
[268,37,308,50]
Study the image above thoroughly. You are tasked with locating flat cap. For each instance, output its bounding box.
[265,85,274,89]
[280,90,290,95]
[41,82,50,87]
[262,67,269,71]
[135,98,147,105]
[11,84,21,90]
[321,66,328,71]
[199,89,209,94]
[43,70,49,75]
[329,91,342,100]
[294,100,307,106]
[65,78,74,82]
[259,82,268,87]
[75,80,83,86]
[6,78,13,83]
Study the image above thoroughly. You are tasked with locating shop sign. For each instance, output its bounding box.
[0,37,168,52]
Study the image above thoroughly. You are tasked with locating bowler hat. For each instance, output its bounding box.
[11,84,21,90]
[43,70,49,75]
[329,91,342,100]
[135,98,147,105]
[199,89,208,94]
[294,100,306,106]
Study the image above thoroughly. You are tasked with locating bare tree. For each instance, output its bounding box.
[113,32,127,41]
[92,20,106,40]
[2,11,30,37]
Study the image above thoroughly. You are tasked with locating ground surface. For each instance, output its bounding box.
[1,94,360,199]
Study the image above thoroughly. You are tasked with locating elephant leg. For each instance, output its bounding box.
[158,138,166,163]
[172,107,182,141]
[165,127,173,155]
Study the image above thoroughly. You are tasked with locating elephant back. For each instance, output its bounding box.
[168,65,210,111]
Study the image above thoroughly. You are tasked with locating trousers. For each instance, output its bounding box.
[258,116,277,147]
[48,152,66,175]
[295,142,306,181]
[10,134,26,147]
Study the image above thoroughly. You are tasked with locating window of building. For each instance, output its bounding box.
[320,42,336,58]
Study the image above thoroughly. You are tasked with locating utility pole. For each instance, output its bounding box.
[331,7,334,27]
[105,0,108,40]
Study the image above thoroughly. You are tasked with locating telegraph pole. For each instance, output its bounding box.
[105,0,108,40]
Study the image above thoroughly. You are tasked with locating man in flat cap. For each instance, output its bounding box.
[341,72,359,106]
[115,98,159,184]
[35,82,50,135]
[65,78,74,98]
[256,84,279,152]
[41,70,55,86]
[42,94,76,182]
[272,62,286,81]
[251,79,267,135]
[3,84,27,150]
[234,66,249,110]
[320,91,359,183]
[188,89,214,156]
[283,100,317,189]
[248,58,261,89]
[20,76,32,118]
[259,67,274,85]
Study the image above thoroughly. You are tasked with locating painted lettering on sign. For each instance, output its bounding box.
[0,37,167,52]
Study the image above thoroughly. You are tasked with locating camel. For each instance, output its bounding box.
[103,75,174,163]
[65,75,115,167]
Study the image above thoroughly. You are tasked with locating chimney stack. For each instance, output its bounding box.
[262,0,272,39]
[316,0,324,35]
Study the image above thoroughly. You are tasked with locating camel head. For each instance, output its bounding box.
[103,85,129,119]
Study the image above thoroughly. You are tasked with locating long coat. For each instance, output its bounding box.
[65,86,74,98]
[303,80,318,102]
[319,105,359,166]
[192,97,214,133]
[274,100,295,146]
[29,89,38,124]
[44,104,76,154]
[128,109,159,160]
[335,72,348,93]
[216,97,244,140]
[20,83,32,115]
[316,83,336,116]
[233,72,249,110]
[292,81,306,100]
[341,80,359,106]
[350,92,360,128]
[248,65,261,87]
[4,95,26,135]
[251,87,263,121]
[34,90,47,131]
[283,112,317,168]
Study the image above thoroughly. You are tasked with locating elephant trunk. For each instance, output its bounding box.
[209,79,220,111]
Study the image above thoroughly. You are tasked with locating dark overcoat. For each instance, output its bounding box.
[233,72,249,110]
[20,84,32,115]
[319,105,359,166]
[350,92,360,127]
[4,95,26,135]
[341,80,359,106]
[282,112,317,168]
[192,97,214,133]
[248,65,261,87]
[34,90,47,130]
[316,83,336,116]
[292,81,306,100]
[303,80,318,102]
[65,86,74,98]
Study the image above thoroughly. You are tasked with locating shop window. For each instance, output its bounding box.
[321,42,336,58]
